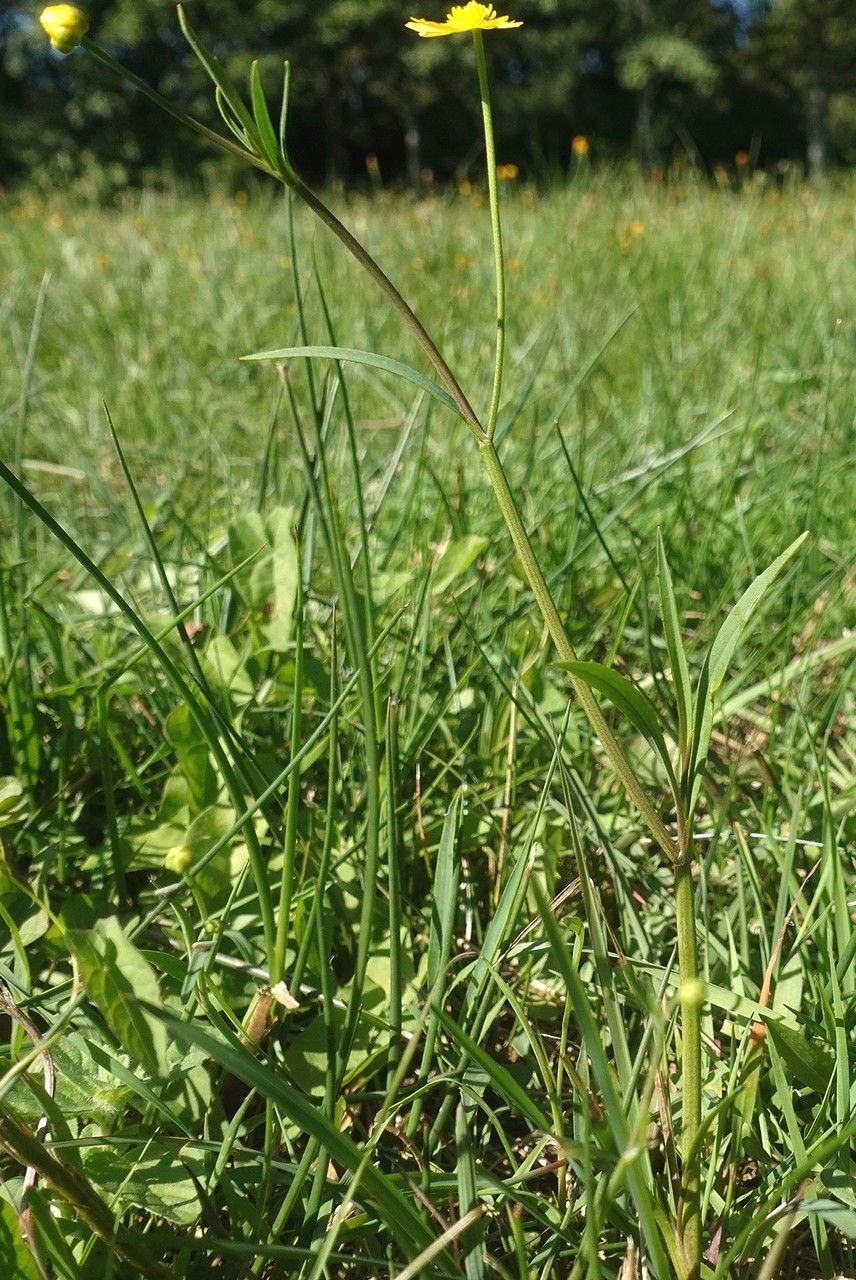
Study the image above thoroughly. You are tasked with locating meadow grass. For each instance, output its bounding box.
[1,170,855,1279]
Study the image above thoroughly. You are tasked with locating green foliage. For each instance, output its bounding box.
[619,33,718,94]
[0,175,854,1277]
[61,897,171,1077]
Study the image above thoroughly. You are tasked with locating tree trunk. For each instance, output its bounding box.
[404,115,421,191]
[637,79,657,172]
[805,34,827,183]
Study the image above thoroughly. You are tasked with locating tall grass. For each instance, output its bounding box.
[1,110,855,1280]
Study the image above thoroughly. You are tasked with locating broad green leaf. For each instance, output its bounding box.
[164,703,217,811]
[689,532,807,810]
[432,536,489,596]
[559,659,677,793]
[262,507,298,652]
[656,531,693,767]
[763,1018,834,1094]
[241,345,462,419]
[282,1000,384,1099]
[81,1142,206,1226]
[227,511,268,609]
[181,804,245,908]
[0,1198,41,1279]
[0,777,26,829]
[226,507,297,651]
[3,1033,129,1127]
[200,634,254,706]
[61,897,170,1078]
[820,1167,856,1209]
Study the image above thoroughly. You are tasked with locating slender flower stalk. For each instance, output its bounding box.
[676,863,702,1279]
[472,31,506,439]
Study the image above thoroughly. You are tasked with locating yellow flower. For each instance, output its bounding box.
[496,163,518,181]
[571,134,589,158]
[39,5,88,53]
[735,150,750,168]
[406,2,522,38]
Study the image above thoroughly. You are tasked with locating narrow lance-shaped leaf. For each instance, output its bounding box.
[559,659,678,801]
[215,85,253,149]
[656,530,693,771]
[428,790,462,991]
[279,61,292,165]
[241,345,463,420]
[688,532,807,813]
[177,5,259,145]
[455,1103,486,1280]
[249,61,281,171]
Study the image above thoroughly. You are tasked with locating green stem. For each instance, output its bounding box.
[289,175,483,440]
[472,31,506,439]
[478,438,677,863]
[675,859,702,1280]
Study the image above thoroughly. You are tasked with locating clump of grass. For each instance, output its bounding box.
[0,8,854,1279]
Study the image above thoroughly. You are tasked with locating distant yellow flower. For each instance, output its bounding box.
[571,134,589,158]
[735,150,750,168]
[496,163,518,181]
[406,2,522,38]
[39,5,88,53]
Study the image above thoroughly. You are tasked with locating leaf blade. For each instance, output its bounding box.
[241,345,462,419]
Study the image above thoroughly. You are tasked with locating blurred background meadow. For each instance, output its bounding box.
[1,2,856,1278]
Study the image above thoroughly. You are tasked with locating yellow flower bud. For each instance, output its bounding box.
[164,843,193,874]
[39,5,89,54]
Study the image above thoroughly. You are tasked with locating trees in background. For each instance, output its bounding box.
[2,0,855,187]
[737,0,856,179]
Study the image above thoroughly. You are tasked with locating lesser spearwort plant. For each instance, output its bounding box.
[0,5,825,1278]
